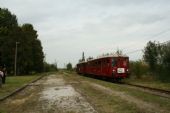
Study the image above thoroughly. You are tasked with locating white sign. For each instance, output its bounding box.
[117,68,125,73]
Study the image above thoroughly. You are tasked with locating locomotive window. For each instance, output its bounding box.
[112,58,116,67]
[123,58,128,66]
[123,60,127,66]
[103,60,106,64]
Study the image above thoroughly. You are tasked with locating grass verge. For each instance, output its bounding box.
[62,73,139,113]
[124,78,170,91]
[0,74,41,99]
[62,71,170,113]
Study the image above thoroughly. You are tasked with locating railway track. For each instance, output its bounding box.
[124,83,170,98]
[67,72,170,98]
[81,74,170,98]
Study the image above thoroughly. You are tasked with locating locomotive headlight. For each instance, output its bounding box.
[127,69,129,72]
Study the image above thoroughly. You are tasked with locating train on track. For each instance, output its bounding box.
[76,54,129,81]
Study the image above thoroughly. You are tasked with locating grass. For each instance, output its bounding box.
[1,71,169,113]
[88,77,170,112]
[99,80,170,111]
[75,81,141,113]
[124,77,170,91]
[62,73,140,113]
[0,74,41,99]
[62,71,170,113]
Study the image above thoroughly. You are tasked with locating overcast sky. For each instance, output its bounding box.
[1,0,170,68]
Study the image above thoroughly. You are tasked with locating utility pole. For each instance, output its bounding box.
[14,42,19,76]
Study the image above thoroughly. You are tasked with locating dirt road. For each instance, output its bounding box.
[0,74,97,113]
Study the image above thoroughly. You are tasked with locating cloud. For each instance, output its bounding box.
[1,0,170,67]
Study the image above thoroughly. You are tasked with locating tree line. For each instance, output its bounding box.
[0,8,57,75]
[130,41,170,82]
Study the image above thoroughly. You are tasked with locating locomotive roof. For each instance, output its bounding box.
[77,61,86,64]
[88,55,128,61]
[77,55,128,64]
[96,54,128,59]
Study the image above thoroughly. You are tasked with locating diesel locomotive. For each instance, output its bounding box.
[76,54,129,80]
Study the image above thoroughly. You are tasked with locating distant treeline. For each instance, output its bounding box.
[130,41,170,82]
[0,8,56,75]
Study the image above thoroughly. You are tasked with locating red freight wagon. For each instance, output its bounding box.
[76,55,129,80]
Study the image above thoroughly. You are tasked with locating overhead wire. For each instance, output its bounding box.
[122,27,170,55]
[122,28,170,51]
[125,40,170,55]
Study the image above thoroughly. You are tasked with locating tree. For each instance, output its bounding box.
[66,63,72,70]
[143,41,159,71]
[32,39,44,72]
[0,8,18,73]
[162,42,170,70]
[143,41,170,81]
[0,8,18,28]
[130,60,149,78]
[21,24,44,73]
[0,8,44,75]
[44,62,58,72]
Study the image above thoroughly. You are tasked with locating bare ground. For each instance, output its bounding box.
[0,73,169,113]
[0,74,97,113]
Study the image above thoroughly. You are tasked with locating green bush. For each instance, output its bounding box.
[130,61,149,78]
[43,62,58,72]
[66,62,73,71]
[143,41,170,82]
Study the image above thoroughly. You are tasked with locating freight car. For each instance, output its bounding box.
[76,55,129,81]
